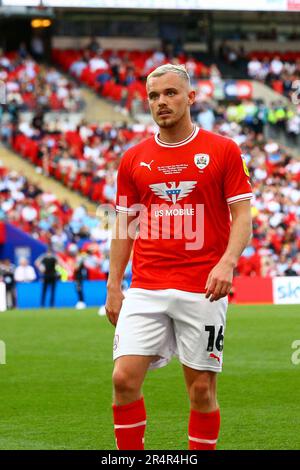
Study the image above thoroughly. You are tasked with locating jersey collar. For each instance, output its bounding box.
[155,124,199,148]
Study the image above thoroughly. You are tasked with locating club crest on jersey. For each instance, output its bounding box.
[149,181,197,204]
[194,153,210,170]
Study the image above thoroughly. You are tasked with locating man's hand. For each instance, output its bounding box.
[105,286,125,326]
[205,260,234,302]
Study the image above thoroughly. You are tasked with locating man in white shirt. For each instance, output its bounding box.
[270,56,283,78]
[70,59,88,77]
[21,204,38,223]
[247,58,262,79]
[14,258,37,283]
[89,52,109,73]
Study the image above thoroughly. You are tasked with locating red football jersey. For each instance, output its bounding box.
[116,125,252,293]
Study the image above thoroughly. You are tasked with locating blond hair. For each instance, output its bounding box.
[147,63,190,86]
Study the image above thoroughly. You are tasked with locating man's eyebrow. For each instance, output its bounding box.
[148,87,178,96]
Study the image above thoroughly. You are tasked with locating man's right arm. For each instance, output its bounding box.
[105,213,136,326]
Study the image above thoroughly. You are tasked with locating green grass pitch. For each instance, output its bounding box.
[0,304,299,450]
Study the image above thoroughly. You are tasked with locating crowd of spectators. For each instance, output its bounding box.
[246,53,300,141]
[0,163,115,287]
[247,53,300,102]
[218,41,247,67]
[5,116,153,204]
[193,99,300,143]
[0,47,84,114]
[190,98,300,278]
[211,122,299,279]
[52,45,221,116]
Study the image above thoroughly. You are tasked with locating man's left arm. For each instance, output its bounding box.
[205,199,252,302]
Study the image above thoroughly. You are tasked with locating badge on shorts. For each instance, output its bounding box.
[113,334,119,351]
[194,153,210,170]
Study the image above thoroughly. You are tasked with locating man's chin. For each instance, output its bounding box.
[156,117,176,128]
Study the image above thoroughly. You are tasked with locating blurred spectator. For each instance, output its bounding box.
[0,49,10,68]
[257,58,270,81]
[87,37,102,54]
[292,253,300,275]
[109,50,122,83]
[14,257,37,283]
[89,51,109,73]
[209,64,222,85]
[0,259,16,308]
[51,227,68,252]
[70,56,88,77]
[247,57,262,79]
[284,259,298,276]
[269,56,284,79]
[130,92,144,119]
[143,49,166,75]
[103,174,117,204]
[197,104,215,131]
[30,34,45,62]
[185,55,197,79]
[18,41,28,60]
[227,47,238,66]
[74,254,88,309]
[35,247,59,307]
[218,41,230,62]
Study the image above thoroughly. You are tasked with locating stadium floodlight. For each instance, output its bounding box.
[31,17,52,27]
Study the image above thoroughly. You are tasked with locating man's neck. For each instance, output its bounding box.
[158,121,194,144]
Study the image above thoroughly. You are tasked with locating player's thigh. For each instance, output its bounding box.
[173,292,228,371]
[113,354,158,390]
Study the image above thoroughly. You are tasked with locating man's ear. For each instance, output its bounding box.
[188,90,196,106]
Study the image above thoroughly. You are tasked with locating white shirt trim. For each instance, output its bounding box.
[116,205,137,213]
[226,193,253,205]
[155,125,199,148]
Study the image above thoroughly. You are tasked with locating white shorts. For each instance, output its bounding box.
[113,288,228,373]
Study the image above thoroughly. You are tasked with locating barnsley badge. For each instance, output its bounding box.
[194,153,210,170]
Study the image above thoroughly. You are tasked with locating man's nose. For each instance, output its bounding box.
[158,94,167,106]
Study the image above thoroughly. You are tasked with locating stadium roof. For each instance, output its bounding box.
[1,0,300,13]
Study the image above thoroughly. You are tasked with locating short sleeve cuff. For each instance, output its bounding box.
[226,193,253,205]
[116,205,138,214]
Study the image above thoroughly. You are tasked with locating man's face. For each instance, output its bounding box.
[147,72,195,129]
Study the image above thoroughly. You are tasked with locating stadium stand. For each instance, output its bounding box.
[247,52,300,101]
[50,47,300,144]
[0,163,110,281]
[0,49,84,113]
[9,119,153,203]
[52,48,215,115]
